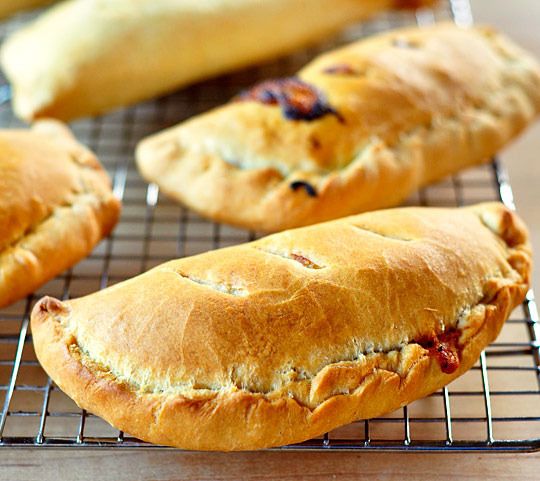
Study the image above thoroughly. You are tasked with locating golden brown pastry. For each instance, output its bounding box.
[31,202,530,450]
[0,120,120,308]
[0,0,433,121]
[136,23,540,232]
[0,0,55,19]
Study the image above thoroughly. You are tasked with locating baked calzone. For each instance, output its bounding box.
[0,0,432,121]
[0,120,120,308]
[137,24,540,232]
[31,202,530,450]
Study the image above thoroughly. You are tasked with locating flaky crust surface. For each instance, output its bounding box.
[137,24,540,232]
[31,203,531,450]
[0,120,120,308]
[0,0,432,121]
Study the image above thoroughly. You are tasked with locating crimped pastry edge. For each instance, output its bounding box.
[0,191,119,308]
[30,204,531,450]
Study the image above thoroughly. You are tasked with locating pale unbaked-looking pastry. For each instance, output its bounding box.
[31,202,530,450]
[137,23,540,232]
[0,120,120,308]
[0,0,55,19]
[0,0,433,121]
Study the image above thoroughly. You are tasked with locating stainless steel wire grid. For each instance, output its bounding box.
[0,0,539,451]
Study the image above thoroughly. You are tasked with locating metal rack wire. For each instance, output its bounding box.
[0,0,539,451]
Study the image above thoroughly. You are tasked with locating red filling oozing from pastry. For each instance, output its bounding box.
[236,77,338,121]
[417,328,461,374]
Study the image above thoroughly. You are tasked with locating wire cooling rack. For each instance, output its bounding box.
[0,0,539,452]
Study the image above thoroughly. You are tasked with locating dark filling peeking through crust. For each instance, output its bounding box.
[417,328,461,374]
[236,77,339,121]
[289,180,318,197]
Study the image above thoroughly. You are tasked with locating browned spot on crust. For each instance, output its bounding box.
[323,64,359,75]
[417,329,461,374]
[236,77,338,121]
[310,136,321,151]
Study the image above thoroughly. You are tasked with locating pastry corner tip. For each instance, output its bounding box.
[472,202,529,249]
[31,296,69,323]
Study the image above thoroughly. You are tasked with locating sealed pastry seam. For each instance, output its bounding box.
[0,176,111,265]
[190,98,535,185]
[2,191,99,256]
[53,289,493,403]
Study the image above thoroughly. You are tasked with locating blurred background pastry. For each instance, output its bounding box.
[0,0,434,121]
[0,0,55,20]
